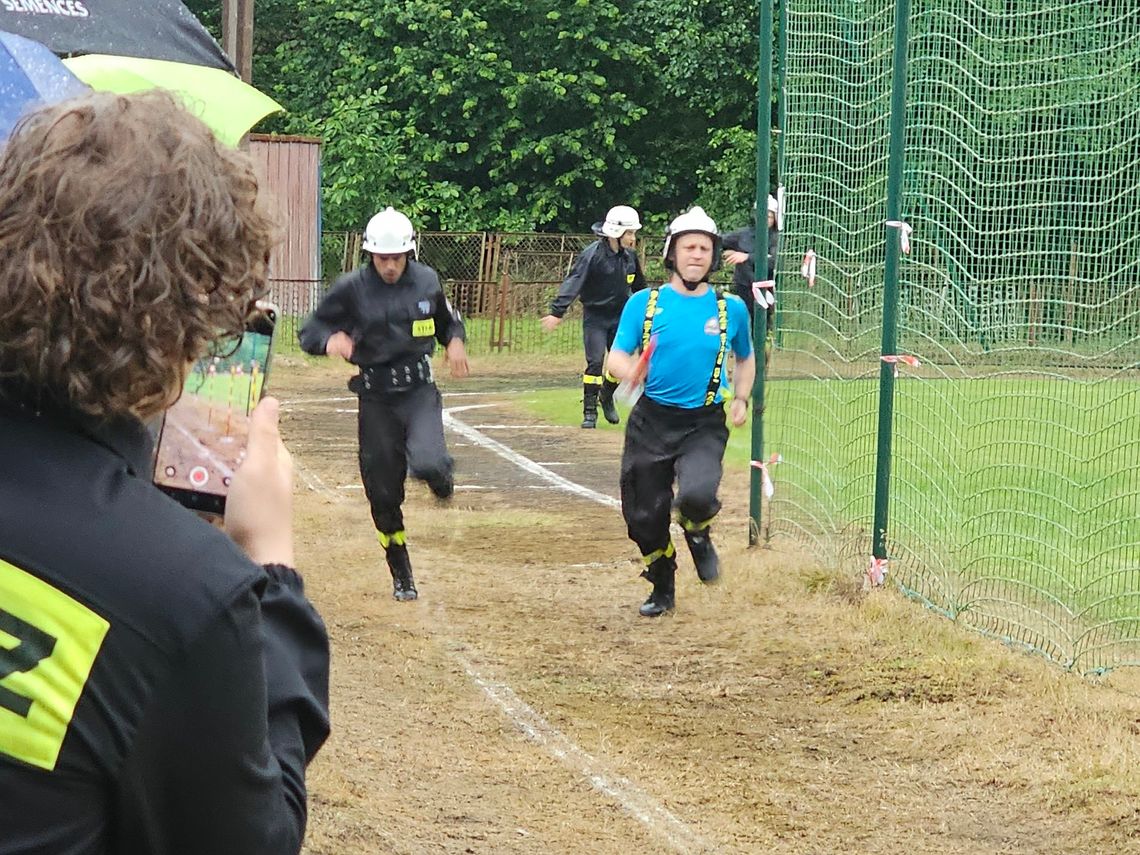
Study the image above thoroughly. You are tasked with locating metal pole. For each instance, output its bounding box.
[773,0,789,343]
[748,0,774,546]
[871,0,912,564]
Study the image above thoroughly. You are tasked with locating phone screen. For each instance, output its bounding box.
[153,309,276,514]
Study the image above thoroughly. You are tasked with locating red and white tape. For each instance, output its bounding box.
[800,249,816,287]
[751,280,776,308]
[880,353,920,378]
[866,556,888,587]
[750,452,783,499]
[885,220,913,254]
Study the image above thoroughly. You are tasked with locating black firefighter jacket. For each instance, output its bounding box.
[0,402,331,854]
[721,224,781,295]
[549,238,647,321]
[299,259,465,367]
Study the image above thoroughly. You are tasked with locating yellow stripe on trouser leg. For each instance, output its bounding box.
[642,541,676,565]
[376,530,407,548]
[582,374,604,385]
[677,514,714,533]
[603,371,618,384]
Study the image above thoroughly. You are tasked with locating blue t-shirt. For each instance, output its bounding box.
[613,284,753,408]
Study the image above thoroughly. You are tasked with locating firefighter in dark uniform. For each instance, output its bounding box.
[607,207,756,617]
[721,194,781,328]
[300,206,469,602]
[541,205,647,428]
[0,92,329,853]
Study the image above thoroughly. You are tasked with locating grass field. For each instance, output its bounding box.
[514,373,1140,669]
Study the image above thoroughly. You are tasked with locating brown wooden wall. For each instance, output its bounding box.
[249,133,321,282]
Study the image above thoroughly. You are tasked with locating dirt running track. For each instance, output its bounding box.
[276,357,1140,855]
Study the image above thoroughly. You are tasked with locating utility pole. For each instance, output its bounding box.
[221,0,254,83]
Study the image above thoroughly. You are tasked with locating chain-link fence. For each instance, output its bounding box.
[303,230,728,357]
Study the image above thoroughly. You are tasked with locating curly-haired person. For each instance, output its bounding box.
[0,92,330,854]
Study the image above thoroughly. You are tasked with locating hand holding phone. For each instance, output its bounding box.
[153,304,277,515]
[225,397,294,566]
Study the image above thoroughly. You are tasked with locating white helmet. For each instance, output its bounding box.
[362,206,416,256]
[767,195,779,214]
[662,206,722,273]
[600,204,642,239]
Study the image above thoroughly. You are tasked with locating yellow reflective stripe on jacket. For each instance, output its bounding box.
[0,557,109,771]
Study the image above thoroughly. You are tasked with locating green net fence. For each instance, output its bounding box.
[767,0,1140,672]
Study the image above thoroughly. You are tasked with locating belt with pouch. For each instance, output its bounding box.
[349,354,434,395]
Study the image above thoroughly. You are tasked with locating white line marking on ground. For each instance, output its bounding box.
[444,403,498,414]
[290,396,706,849]
[467,424,566,431]
[443,410,620,509]
[450,647,713,855]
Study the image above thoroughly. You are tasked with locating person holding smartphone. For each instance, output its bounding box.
[0,92,330,853]
[300,207,469,601]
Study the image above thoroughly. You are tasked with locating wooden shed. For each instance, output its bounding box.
[248,133,322,320]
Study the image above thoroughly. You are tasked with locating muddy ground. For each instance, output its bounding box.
[276,355,1140,855]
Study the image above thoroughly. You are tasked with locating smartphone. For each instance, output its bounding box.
[152,304,277,516]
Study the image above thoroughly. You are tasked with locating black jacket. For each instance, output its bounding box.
[721,224,781,295]
[0,403,330,854]
[299,259,465,367]
[549,239,646,320]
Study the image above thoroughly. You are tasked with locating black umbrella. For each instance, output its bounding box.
[0,0,232,71]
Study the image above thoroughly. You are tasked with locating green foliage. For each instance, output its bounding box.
[197,0,766,233]
[264,0,657,231]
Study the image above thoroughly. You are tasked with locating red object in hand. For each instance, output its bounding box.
[614,335,657,406]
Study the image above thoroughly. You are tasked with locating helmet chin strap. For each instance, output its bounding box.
[668,248,711,291]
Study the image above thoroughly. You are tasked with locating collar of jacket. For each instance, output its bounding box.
[0,397,153,477]
[599,239,627,258]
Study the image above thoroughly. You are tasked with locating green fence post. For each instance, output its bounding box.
[773,0,788,345]
[748,0,775,546]
[872,0,912,568]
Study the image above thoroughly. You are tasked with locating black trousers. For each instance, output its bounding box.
[582,311,620,380]
[357,383,452,534]
[619,397,730,557]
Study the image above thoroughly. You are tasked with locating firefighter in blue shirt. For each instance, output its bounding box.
[607,207,756,617]
[300,207,469,602]
[542,205,647,428]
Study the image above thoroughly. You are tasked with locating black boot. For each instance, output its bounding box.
[684,528,719,583]
[385,543,418,601]
[599,380,620,425]
[639,555,676,617]
[581,383,599,429]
